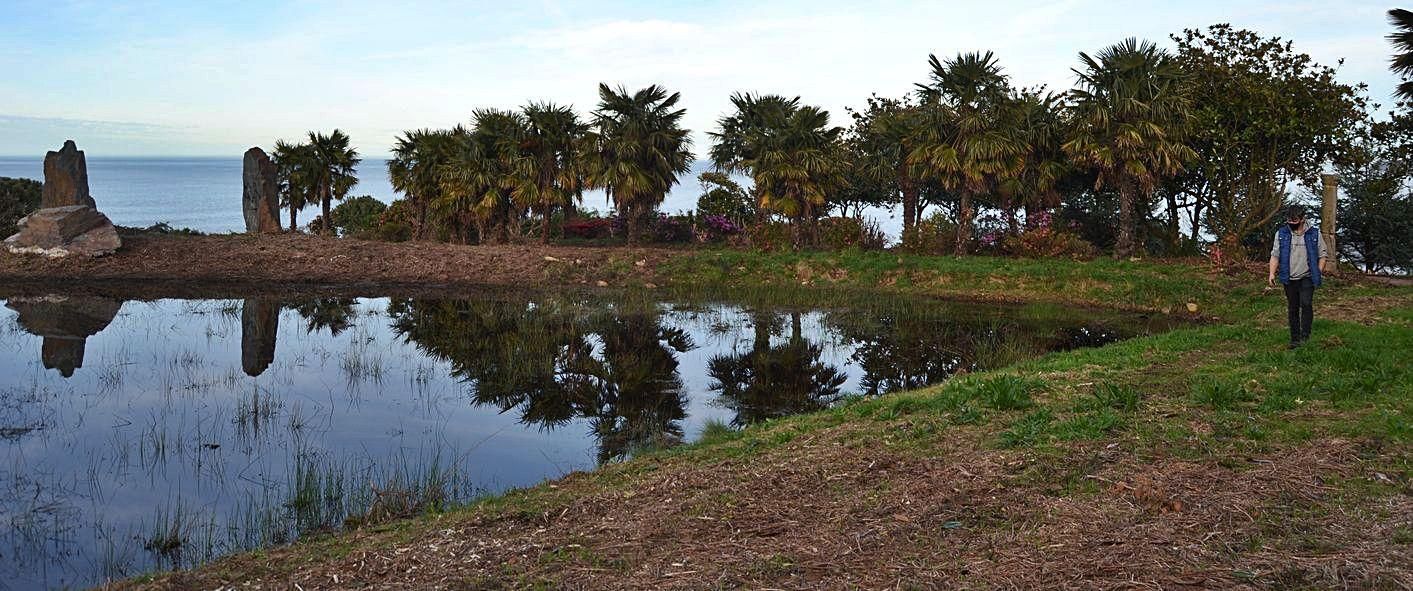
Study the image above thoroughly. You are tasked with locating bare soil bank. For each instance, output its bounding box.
[0,232,676,296]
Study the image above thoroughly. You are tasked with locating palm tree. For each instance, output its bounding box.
[271,139,315,232]
[587,84,693,244]
[1390,9,1413,101]
[709,93,802,175]
[388,128,458,240]
[1064,38,1195,258]
[910,52,1026,255]
[304,130,361,235]
[710,93,845,247]
[1004,90,1070,231]
[514,102,587,243]
[436,111,526,243]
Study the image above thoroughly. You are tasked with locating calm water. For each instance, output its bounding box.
[0,157,902,236]
[0,290,1159,589]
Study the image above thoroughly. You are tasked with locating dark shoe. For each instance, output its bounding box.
[1287,341,1302,350]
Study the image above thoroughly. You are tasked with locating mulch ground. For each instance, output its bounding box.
[122,423,1412,590]
[0,232,677,298]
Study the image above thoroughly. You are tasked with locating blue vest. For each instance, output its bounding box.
[1277,225,1322,287]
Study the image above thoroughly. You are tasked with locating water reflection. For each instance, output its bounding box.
[0,291,1162,589]
[5,295,121,377]
[386,299,696,463]
[241,298,279,377]
[708,311,847,426]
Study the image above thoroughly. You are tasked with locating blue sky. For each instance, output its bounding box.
[0,0,1400,157]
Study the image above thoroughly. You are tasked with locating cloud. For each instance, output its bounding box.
[0,0,1400,156]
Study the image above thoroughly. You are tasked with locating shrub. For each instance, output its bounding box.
[649,213,693,244]
[695,172,755,221]
[364,199,414,242]
[744,221,793,252]
[1001,213,1097,260]
[563,217,615,240]
[330,196,388,237]
[818,216,886,251]
[696,214,743,242]
[0,176,41,237]
[898,214,957,255]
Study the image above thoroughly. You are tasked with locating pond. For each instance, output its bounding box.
[0,290,1170,589]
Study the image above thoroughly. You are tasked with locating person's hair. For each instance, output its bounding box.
[1284,204,1306,221]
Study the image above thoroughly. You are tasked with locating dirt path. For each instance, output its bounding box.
[0,233,677,294]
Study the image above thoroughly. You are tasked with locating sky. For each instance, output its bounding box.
[0,0,1402,158]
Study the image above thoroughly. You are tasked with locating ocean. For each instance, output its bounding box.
[0,157,901,236]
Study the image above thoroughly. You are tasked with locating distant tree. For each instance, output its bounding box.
[437,111,526,243]
[1065,38,1195,258]
[1170,25,1368,256]
[0,176,41,237]
[305,130,361,236]
[1338,159,1413,274]
[912,52,1026,255]
[1389,9,1413,101]
[513,102,587,243]
[845,95,923,228]
[1003,90,1071,232]
[272,140,316,231]
[388,128,459,240]
[710,92,845,247]
[1336,119,1413,274]
[586,84,693,244]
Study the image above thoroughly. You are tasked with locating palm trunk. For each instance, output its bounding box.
[321,185,333,236]
[416,198,429,241]
[541,208,551,244]
[900,173,918,237]
[1115,181,1136,259]
[1165,192,1180,250]
[289,202,298,233]
[954,190,973,256]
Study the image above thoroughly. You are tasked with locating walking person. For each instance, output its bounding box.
[1267,205,1329,349]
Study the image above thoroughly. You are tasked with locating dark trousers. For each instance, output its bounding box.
[1283,277,1314,343]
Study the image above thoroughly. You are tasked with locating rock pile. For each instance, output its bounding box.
[4,140,122,257]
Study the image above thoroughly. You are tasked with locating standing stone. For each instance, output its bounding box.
[41,140,96,209]
[6,140,122,257]
[242,147,281,233]
[1321,173,1339,273]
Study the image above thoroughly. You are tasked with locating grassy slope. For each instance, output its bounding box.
[121,252,1412,590]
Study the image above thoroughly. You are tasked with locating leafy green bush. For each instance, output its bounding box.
[695,171,754,222]
[367,199,414,242]
[0,176,41,237]
[331,195,388,237]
